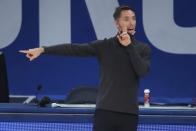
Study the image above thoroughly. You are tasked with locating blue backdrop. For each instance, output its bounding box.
[0,0,196,104]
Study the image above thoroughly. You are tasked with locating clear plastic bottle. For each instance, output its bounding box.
[144,89,150,107]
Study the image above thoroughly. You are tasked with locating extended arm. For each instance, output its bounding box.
[19,40,101,61]
[43,40,100,57]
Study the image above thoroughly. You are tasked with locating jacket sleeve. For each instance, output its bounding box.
[125,43,151,77]
[43,40,102,57]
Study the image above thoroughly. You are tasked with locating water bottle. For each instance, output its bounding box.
[144,89,150,107]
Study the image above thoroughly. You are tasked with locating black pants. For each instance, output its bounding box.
[93,109,138,131]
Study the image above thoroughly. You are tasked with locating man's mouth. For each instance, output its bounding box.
[128,28,134,32]
[127,28,135,34]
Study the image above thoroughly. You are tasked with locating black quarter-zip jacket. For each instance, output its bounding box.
[43,36,151,115]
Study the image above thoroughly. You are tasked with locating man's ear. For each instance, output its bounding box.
[114,20,120,29]
[115,20,122,33]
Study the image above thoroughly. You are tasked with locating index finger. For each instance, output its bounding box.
[19,50,29,54]
[120,21,127,33]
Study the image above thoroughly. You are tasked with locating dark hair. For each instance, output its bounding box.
[113,5,134,20]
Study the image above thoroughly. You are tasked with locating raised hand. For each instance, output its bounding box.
[19,47,44,61]
[117,22,131,46]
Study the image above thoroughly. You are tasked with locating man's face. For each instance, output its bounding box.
[115,10,136,35]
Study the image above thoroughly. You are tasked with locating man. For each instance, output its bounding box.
[20,5,151,131]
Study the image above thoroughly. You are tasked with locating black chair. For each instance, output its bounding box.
[0,52,9,102]
[65,86,98,104]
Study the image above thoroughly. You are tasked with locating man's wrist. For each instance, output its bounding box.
[125,43,134,49]
[125,41,131,46]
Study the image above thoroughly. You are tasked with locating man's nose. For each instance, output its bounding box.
[129,22,134,27]
[129,20,134,26]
